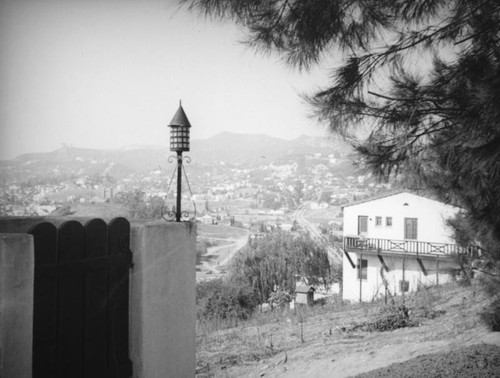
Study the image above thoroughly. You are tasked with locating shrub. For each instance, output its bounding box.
[197,278,257,322]
[480,298,500,331]
[313,297,327,306]
[268,289,292,308]
[364,304,418,332]
[477,272,500,331]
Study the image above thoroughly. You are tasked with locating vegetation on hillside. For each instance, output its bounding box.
[196,230,336,324]
[183,0,500,329]
[196,281,495,377]
[112,189,164,219]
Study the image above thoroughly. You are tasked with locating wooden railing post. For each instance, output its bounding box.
[436,256,439,285]
[359,253,363,302]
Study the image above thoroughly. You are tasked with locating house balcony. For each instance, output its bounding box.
[343,236,474,257]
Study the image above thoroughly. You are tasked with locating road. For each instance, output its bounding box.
[196,205,343,282]
[196,231,250,282]
[293,204,343,264]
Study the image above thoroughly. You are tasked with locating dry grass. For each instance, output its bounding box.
[197,224,250,239]
[196,281,494,377]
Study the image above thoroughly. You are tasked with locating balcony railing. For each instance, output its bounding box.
[344,236,475,256]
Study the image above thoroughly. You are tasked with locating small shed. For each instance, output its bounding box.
[295,285,315,305]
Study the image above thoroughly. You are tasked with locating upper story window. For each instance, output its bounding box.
[386,217,393,227]
[375,216,382,226]
[358,216,368,235]
[404,218,418,240]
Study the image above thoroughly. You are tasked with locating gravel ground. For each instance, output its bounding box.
[353,343,500,378]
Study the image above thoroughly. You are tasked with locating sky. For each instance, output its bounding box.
[0,0,336,160]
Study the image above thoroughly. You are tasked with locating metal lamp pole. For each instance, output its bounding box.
[168,101,192,222]
[176,150,182,221]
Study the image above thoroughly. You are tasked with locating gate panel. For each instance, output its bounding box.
[108,217,133,377]
[84,218,109,378]
[30,222,58,378]
[57,221,85,378]
[30,218,133,378]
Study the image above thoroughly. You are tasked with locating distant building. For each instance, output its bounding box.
[295,285,315,305]
[199,214,214,224]
[248,233,265,246]
[341,191,474,302]
[103,187,114,200]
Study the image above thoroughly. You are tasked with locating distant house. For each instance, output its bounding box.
[341,191,473,302]
[200,214,214,224]
[295,285,315,305]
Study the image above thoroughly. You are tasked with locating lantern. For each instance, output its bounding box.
[165,101,194,222]
[168,103,191,152]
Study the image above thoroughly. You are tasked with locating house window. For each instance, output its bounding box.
[386,217,393,227]
[400,280,410,292]
[357,258,367,280]
[404,218,418,240]
[375,216,382,226]
[358,216,368,235]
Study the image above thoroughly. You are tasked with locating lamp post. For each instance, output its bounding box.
[168,101,192,222]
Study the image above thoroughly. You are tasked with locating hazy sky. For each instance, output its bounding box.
[0,0,337,160]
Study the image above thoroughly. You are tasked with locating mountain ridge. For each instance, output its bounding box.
[1,132,356,182]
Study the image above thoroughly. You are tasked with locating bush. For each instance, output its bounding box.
[477,272,500,331]
[364,304,418,332]
[197,278,257,322]
[480,298,500,331]
[268,289,292,308]
[313,297,327,306]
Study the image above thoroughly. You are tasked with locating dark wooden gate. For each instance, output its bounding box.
[29,217,133,378]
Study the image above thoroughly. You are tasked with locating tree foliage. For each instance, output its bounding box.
[228,231,333,304]
[182,0,500,267]
[196,278,257,321]
[113,190,164,219]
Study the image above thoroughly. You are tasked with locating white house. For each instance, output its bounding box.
[341,191,470,302]
[199,214,214,225]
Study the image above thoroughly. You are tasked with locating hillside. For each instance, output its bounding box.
[1,132,356,183]
[190,132,352,166]
[196,281,500,377]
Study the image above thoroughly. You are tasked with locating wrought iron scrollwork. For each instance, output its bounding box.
[161,154,197,222]
[161,207,177,222]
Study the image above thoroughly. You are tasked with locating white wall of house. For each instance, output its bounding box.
[342,192,462,302]
[342,252,459,302]
[343,192,459,243]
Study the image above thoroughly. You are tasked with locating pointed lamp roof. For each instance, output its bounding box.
[168,101,192,128]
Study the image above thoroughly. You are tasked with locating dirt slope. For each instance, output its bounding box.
[196,281,500,377]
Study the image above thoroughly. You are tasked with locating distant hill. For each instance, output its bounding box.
[190,132,353,165]
[1,132,356,182]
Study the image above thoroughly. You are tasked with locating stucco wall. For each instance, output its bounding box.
[130,221,196,378]
[0,218,197,378]
[343,192,459,243]
[342,252,459,302]
[0,234,34,378]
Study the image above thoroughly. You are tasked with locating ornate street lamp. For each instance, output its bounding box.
[164,101,195,222]
[169,103,191,153]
